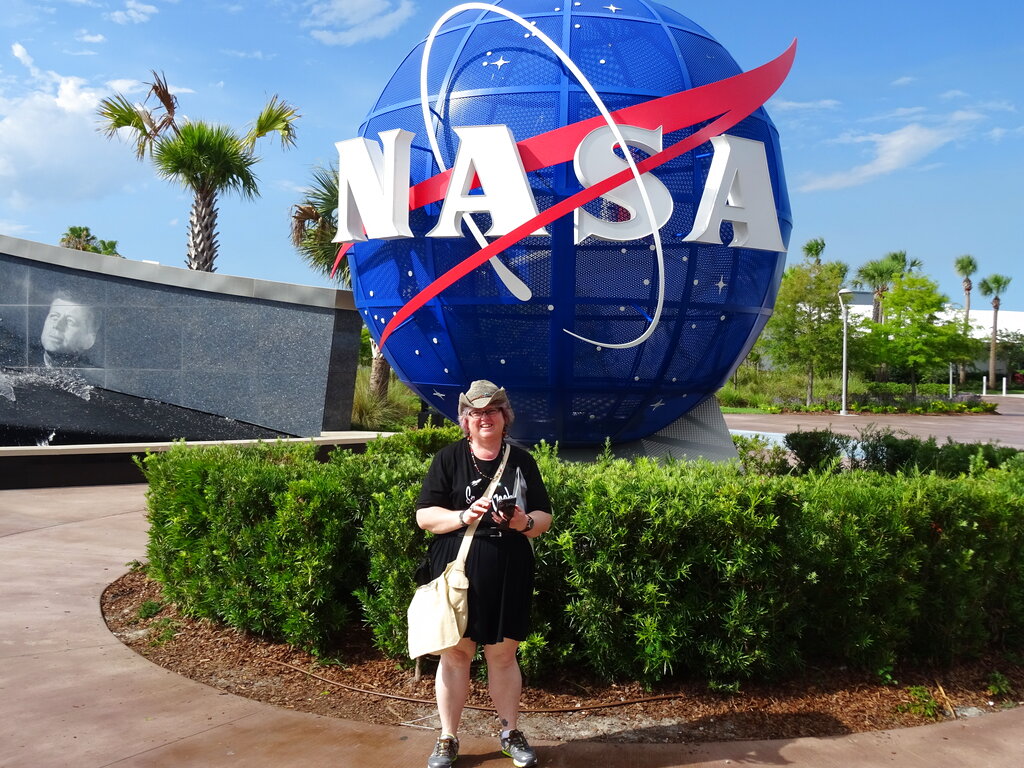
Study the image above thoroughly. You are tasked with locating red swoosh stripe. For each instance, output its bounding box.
[358,41,796,345]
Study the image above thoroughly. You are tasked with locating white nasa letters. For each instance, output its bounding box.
[684,135,784,252]
[572,124,674,244]
[426,125,548,238]
[333,129,414,242]
[335,125,783,252]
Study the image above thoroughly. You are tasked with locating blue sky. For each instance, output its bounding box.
[1,0,1022,310]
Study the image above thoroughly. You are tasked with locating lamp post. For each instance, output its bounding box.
[838,289,852,416]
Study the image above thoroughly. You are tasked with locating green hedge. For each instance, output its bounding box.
[137,428,1024,687]
[767,427,1021,476]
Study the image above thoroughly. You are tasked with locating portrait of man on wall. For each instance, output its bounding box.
[35,290,102,369]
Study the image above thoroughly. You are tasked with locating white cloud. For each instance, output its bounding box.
[861,106,927,122]
[106,78,146,93]
[940,89,968,100]
[0,219,32,236]
[305,0,416,46]
[973,100,1017,113]
[770,98,840,111]
[75,29,106,43]
[107,0,158,24]
[800,122,965,191]
[987,125,1024,142]
[11,43,36,72]
[0,44,149,210]
[222,49,275,60]
[890,76,916,87]
[949,108,985,123]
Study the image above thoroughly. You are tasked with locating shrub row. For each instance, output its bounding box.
[760,428,1022,476]
[138,429,1024,687]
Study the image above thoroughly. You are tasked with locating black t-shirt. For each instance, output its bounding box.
[416,438,552,643]
[417,439,551,531]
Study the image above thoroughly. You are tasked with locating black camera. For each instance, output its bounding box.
[492,495,517,521]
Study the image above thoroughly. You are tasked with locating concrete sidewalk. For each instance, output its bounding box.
[723,394,1024,449]
[2,417,1024,766]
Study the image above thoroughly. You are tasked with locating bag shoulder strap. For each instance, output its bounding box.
[453,443,510,568]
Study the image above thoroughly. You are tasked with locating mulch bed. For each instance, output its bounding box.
[101,569,1024,743]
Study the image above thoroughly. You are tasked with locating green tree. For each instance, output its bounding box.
[97,71,299,272]
[998,329,1024,384]
[864,274,967,398]
[978,274,1013,384]
[953,254,977,384]
[59,225,123,258]
[758,238,848,405]
[290,164,392,398]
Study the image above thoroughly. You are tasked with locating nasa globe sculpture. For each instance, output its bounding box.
[336,0,794,447]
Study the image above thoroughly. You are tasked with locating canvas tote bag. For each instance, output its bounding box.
[407,444,510,659]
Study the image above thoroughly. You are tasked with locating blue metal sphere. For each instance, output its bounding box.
[348,0,791,446]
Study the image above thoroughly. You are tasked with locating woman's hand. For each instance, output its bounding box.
[501,504,530,532]
[464,496,491,525]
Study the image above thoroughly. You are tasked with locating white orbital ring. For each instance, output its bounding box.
[419,2,666,349]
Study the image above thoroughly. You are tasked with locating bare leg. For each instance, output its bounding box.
[484,638,522,731]
[435,638,476,735]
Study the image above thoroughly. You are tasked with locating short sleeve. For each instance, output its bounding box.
[417,445,457,510]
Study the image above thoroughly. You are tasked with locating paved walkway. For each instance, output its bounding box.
[3,404,1024,767]
[724,394,1024,449]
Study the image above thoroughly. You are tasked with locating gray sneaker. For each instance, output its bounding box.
[427,734,459,768]
[500,729,537,767]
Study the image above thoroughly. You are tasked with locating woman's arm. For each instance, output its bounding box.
[504,507,552,538]
[416,496,492,534]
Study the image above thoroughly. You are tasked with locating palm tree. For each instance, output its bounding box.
[59,226,123,258]
[291,164,392,399]
[97,71,299,272]
[954,254,978,384]
[852,250,920,323]
[291,164,345,282]
[978,274,1012,385]
[885,250,922,276]
[852,251,921,381]
[96,239,122,257]
[803,237,825,265]
[60,225,99,252]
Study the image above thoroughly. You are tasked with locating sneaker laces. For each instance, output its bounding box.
[505,729,529,749]
[432,735,458,757]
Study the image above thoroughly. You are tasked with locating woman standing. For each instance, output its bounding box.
[416,380,552,768]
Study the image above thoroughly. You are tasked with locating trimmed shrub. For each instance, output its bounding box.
[137,429,1024,688]
[785,429,852,473]
[732,433,792,476]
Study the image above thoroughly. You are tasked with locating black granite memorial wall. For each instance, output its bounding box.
[0,235,360,446]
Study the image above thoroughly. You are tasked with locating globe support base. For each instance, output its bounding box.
[556,397,738,463]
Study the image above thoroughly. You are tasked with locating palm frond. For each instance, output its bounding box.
[96,94,156,158]
[979,275,1012,298]
[148,70,178,125]
[954,254,977,278]
[246,95,300,149]
[290,163,348,284]
[96,94,146,136]
[290,204,322,247]
[153,122,260,200]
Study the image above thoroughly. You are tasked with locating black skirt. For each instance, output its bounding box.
[427,528,534,645]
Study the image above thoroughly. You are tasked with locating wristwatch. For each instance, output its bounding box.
[523,514,535,532]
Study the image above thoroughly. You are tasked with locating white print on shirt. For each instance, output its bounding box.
[465,479,483,507]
